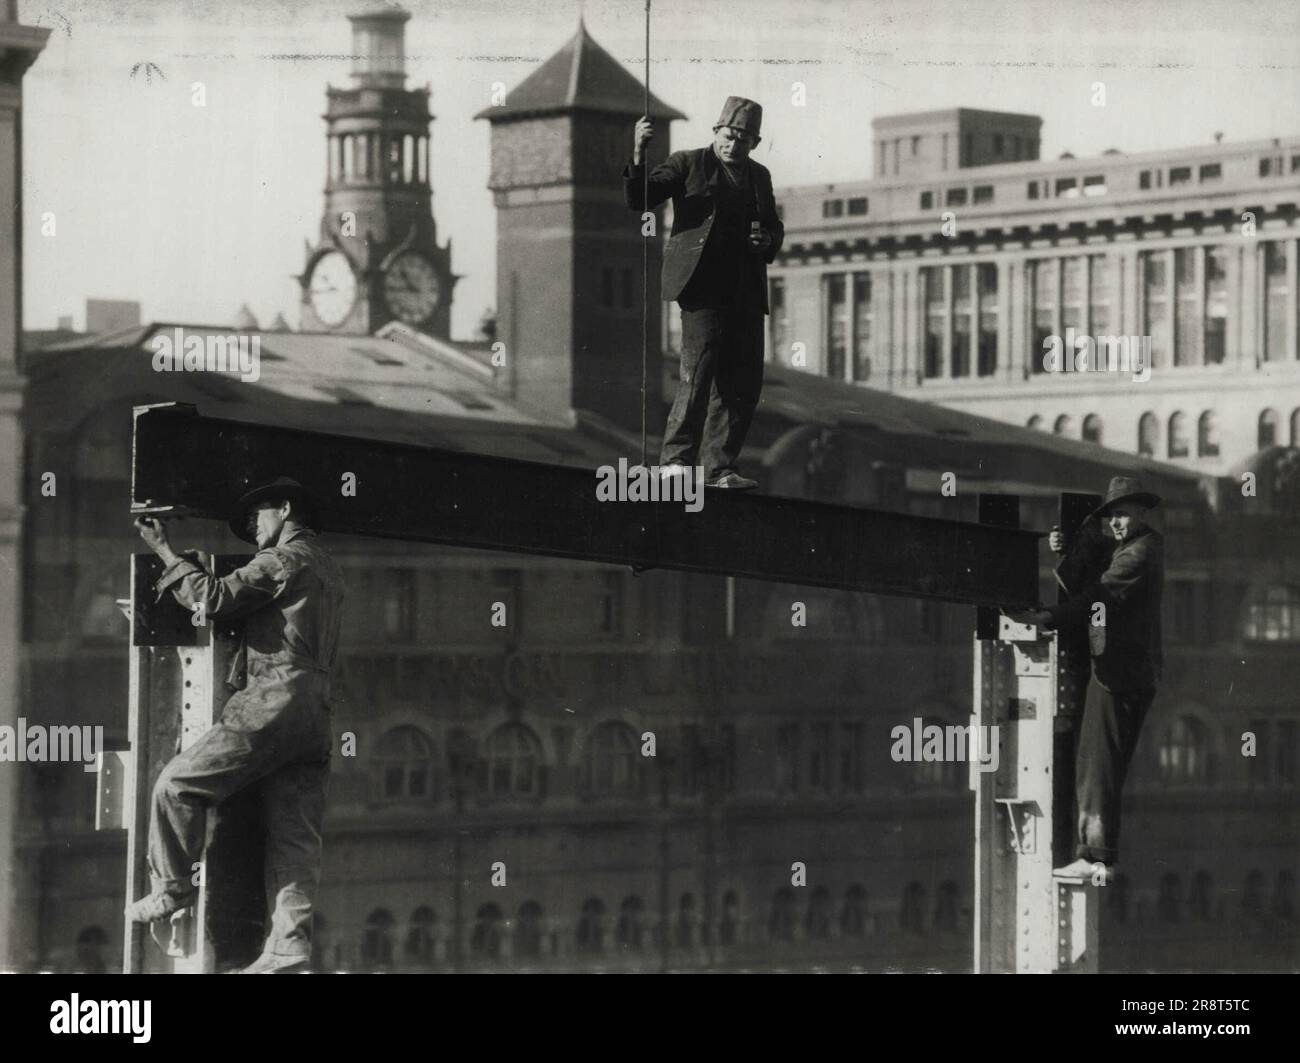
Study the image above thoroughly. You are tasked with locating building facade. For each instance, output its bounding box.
[770,108,1300,476]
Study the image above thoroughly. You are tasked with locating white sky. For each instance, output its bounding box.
[19,0,1300,338]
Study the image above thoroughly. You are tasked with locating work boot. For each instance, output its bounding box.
[1053,857,1114,885]
[126,888,195,924]
[704,472,757,490]
[240,952,309,974]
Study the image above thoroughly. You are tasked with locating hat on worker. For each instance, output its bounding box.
[713,96,762,140]
[1089,476,1162,520]
[229,476,323,543]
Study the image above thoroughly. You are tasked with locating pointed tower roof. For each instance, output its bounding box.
[475,21,685,122]
[233,304,260,330]
[269,312,291,332]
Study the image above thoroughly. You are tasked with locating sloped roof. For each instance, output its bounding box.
[474,20,685,123]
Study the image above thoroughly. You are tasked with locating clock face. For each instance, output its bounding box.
[308,251,357,328]
[383,252,441,326]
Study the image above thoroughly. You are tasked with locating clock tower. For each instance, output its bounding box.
[300,4,455,337]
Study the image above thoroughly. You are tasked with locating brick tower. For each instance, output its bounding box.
[476,20,684,430]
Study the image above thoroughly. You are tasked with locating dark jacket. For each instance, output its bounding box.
[154,527,346,735]
[623,146,784,313]
[1045,525,1164,693]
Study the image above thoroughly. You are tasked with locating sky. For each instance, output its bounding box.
[19,0,1300,339]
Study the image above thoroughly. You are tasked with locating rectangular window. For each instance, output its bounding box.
[1062,257,1085,338]
[946,187,967,207]
[1089,254,1112,335]
[1056,176,1078,198]
[920,190,934,210]
[808,723,832,793]
[1169,166,1192,186]
[776,723,801,794]
[977,262,998,377]
[1031,259,1057,375]
[911,135,921,156]
[1139,170,1152,190]
[1260,156,1282,178]
[1264,241,1290,362]
[973,185,993,204]
[1027,181,1039,200]
[769,278,789,363]
[823,274,848,380]
[852,272,873,381]
[839,723,864,793]
[923,267,946,379]
[1292,154,1300,174]
[1083,174,1107,196]
[1141,251,1170,369]
[1199,163,1222,181]
[1175,247,1202,366]
[847,196,868,216]
[822,199,844,218]
[951,265,971,378]
[1205,246,1228,365]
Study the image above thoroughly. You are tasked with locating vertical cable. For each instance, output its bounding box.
[642,0,650,469]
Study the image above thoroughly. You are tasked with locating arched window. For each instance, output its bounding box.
[483,722,542,798]
[804,886,831,940]
[514,901,543,958]
[74,926,108,974]
[1158,715,1210,786]
[1027,414,1043,430]
[1259,408,1280,449]
[616,895,646,952]
[934,880,960,931]
[471,903,502,958]
[901,882,926,934]
[1053,414,1073,437]
[718,891,739,946]
[362,909,394,968]
[576,898,606,953]
[1198,411,1220,457]
[373,726,436,801]
[403,134,415,183]
[1157,872,1182,922]
[675,893,697,948]
[1138,412,1158,457]
[404,906,436,965]
[1291,408,1300,447]
[841,884,867,937]
[582,721,641,797]
[768,888,795,942]
[1082,413,1103,444]
[1168,411,1189,458]
[1242,584,1300,641]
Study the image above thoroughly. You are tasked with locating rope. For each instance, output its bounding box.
[641,0,650,470]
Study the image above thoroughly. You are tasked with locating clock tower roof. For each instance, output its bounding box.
[474,20,685,123]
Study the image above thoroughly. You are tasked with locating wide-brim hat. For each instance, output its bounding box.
[713,95,762,139]
[229,477,323,543]
[1089,476,1162,520]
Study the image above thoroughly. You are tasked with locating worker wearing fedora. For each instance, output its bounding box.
[1020,476,1165,880]
[129,477,345,973]
[625,95,784,490]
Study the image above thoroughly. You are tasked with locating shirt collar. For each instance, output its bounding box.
[277,525,316,547]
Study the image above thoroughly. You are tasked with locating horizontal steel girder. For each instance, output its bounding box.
[130,403,1040,608]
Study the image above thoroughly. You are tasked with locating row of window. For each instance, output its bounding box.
[328,132,428,186]
[822,196,868,219]
[1026,407,1300,457]
[368,706,1300,804]
[920,184,996,210]
[874,131,1039,178]
[1108,869,1296,926]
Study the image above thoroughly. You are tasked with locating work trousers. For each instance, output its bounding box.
[1074,678,1155,864]
[147,672,332,960]
[660,305,766,480]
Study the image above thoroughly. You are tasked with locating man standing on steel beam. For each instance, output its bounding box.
[128,478,344,974]
[625,96,784,491]
[1017,477,1165,882]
